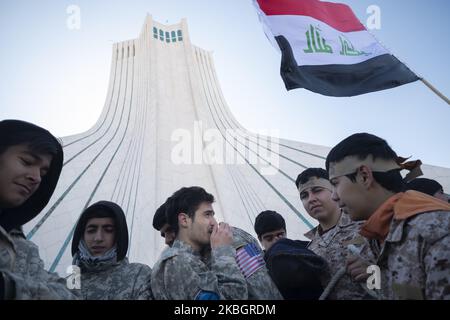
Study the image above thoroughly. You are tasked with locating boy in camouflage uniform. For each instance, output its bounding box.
[0,119,77,299]
[153,201,176,247]
[254,210,287,252]
[326,133,450,300]
[151,186,247,300]
[71,201,153,299]
[254,210,328,299]
[152,198,282,300]
[296,168,375,299]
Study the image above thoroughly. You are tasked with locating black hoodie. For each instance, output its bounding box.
[71,201,129,261]
[0,120,63,232]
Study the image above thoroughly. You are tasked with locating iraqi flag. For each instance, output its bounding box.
[254,0,419,97]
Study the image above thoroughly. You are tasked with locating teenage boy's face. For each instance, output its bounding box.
[330,174,369,221]
[0,144,52,208]
[83,217,116,256]
[300,184,339,221]
[160,223,176,247]
[260,228,286,251]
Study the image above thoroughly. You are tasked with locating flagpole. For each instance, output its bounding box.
[419,78,450,105]
[363,29,450,106]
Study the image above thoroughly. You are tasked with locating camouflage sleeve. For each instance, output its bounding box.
[2,268,80,300]
[132,265,153,300]
[424,234,450,299]
[211,245,248,300]
[231,227,283,299]
[245,265,284,300]
[162,255,218,300]
[358,238,377,264]
[162,246,247,300]
[8,239,79,300]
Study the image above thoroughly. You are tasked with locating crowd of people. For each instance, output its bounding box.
[0,119,449,300]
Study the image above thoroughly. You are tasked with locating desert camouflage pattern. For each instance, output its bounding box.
[305,213,375,299]
[369,211,450,300]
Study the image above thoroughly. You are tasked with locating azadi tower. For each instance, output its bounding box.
[23,16,450,275]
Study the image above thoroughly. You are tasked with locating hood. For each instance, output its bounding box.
[71,201,129,261]
[0,120,63,232]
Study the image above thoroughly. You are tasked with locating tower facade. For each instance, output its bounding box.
[23,16,450,274]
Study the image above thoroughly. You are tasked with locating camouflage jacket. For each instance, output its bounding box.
[369,211,450,300]
[232,227,283,300]
[0,227,78,299]
[151,239,247,300]
[305,213,375,300]
[0,225,16,299]
[76,258,152,300]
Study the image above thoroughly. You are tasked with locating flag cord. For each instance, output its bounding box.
[419,78,450,105]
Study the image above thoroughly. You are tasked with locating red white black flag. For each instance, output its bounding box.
[254,0,419,97]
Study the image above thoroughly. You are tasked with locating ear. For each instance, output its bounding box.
[178,212,189,228]
[357,165,375,189]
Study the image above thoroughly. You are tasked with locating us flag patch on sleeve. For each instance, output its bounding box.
[236,243,265,278]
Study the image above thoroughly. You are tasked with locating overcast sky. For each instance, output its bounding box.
[1,0,449,168]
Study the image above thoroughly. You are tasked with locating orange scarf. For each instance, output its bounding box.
[360,190,450,241]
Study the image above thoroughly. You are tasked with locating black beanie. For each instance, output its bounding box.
[152,202,167,231]
[254,210,286,238]
[405,178,443,196]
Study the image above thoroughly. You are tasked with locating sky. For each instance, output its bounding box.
[1,0,449,168]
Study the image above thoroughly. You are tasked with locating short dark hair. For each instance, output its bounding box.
[254,210,286,239]
[78,207,117,244]
[84,207,115,223]
[81,208,117,237]
[165,186,215,234]
[325,133,404,193]
[295,168,329,188]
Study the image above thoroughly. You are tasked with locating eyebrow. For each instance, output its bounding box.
[23,151,42,162]
[263,231,284,239]
[86,224,115,229]
[23,151,51,171]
